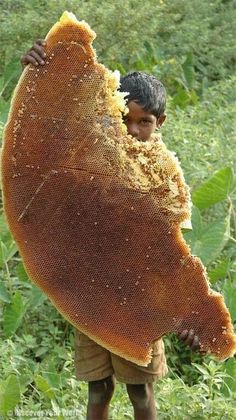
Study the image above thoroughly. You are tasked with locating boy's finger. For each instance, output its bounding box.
[184,329,195,345]
[36,39,47,46]
[178,329,189,341]
[29,50,45,65]
[22,54,39,67]
[190,335,200,351]
[33,43,46,58]
[22,51,44,67]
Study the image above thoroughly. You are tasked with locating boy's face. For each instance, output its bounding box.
[123,101,166,142]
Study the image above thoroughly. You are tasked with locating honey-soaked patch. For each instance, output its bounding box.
[1,11,236,365]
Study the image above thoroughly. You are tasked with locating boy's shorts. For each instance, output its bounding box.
[74,330,168,384]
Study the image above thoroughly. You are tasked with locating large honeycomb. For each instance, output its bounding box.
[1,12,236,365]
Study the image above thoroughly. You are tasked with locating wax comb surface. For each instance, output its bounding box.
[2,12,236,365]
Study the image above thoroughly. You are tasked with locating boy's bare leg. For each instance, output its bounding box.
[126,383,157,420]
[87,375,115,420]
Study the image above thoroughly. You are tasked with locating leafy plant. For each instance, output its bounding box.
[3,291,27,337]
[193,360,230,399]
[0,375,21,417]
[184,167,235,267]
[192,167,235,210]
[184,206,230,266]
[0,58,21,140]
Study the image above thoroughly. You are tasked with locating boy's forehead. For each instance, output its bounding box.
[127,100,156,119]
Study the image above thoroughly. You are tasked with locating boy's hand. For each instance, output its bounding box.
[178,329,201,352]
[21,39,47,67]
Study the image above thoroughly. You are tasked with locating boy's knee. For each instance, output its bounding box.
[126,383,154,408]
[88,376,115,405]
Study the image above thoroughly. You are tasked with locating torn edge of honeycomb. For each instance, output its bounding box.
[63,11,193,226]
[46,11,97,44]
[98,58,192,226]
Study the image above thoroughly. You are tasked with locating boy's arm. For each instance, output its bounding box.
[21,39,47,68]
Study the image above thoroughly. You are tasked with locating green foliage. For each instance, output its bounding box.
[0,58,21,139]
[208,258,231,284]
[184,210,230,265]
[223,280,236,321]
[154,377,236,419]
[0,240,18,269]
[183,166,235,267]
[34,375,56,400]
[0,281,10,303]
[3,291,27,337]
[192,167,235,210]
[0,375,21,416]
[163,77,236,185]
[193,361,231,399]
[222,358,236,396]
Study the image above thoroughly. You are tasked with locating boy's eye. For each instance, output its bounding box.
[140,119,152,126]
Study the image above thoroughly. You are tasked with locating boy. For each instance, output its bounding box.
[21,40,200,420]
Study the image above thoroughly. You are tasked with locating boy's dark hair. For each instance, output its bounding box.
[119,71,166,118]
